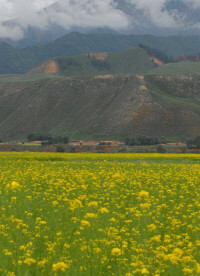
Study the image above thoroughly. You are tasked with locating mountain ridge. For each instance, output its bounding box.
[2,32,200,74]
[2,0,200,47]
[0,74,199,140]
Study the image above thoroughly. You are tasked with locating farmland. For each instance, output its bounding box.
[0,153,200,275]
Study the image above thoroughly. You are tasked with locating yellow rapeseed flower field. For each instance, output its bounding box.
[0,152,200,275]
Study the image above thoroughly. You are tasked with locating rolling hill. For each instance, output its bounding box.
[2,32,200,74]
[0,74,199,141]
[29,48,158,77]
[149,61,200,75]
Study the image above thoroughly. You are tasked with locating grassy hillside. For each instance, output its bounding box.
[2,32,200,74]
[0,74,199,141]
[30,48,156,77]
[149,61,200,75]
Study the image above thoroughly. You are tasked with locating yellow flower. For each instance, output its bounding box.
[147,224,156,231]
[111,248,122,256]
[138,191,149,199]
[164,235,171,244]
[94,247,102,254]
[6,181,21,191]
[141,268,149,274]
[74,231,81,235]
[167,248,183,264]
[69,199,83,211]
[196,263,200,274]
[39,220,47,225]
[11,197,17,203]
[84,213,97,219]
[140,203,151,209]
[52,200,58,206]
[100,207,109,214]
[52,262,69,272]
[3,249,12,256]
[7,272,15,276]
[88,201,98,207]
[150,235,161,243]
[11,181,20,189]
[196,240,200,247]
[38,258,48,268]
[182,267,193,275]
[64,243,70,249]
[24,258,36,265]
[173,248,183,257]
[112,173,121,178]
[81,220,91,227]
[81,245,88,251]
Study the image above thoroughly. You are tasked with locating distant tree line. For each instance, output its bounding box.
[125,136,164,146]
[177,54,200,62]
[186,136,200,149]
[27,133,69,145]
[139,44,174,64]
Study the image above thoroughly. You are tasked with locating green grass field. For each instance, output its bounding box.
[149,61,200,75]
[45,48,155,77]
[0,153,200,275]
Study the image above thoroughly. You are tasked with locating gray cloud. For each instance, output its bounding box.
[0,0,129,39]
[126,0,184,28]
[0,0,200,40]
[46,0,129,30]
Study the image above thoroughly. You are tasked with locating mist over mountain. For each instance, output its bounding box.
[1,0,200,47]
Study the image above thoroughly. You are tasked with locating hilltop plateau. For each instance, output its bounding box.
[29,48,158,77]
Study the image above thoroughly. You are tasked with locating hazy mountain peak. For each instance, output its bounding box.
[1,0,200,46]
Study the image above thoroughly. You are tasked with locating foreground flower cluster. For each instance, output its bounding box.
[0,152,200,275]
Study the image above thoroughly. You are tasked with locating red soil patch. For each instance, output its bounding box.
[131,105,152,124]
[44,60,59,74]
[150,57,164,66]
[163,109,174,122]
[29,60,59,74]
[88,52,108,61]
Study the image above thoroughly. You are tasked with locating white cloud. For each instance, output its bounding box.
[0,0,129,39]
[47,0,129,30]
[0,0,200,40]
[0,24,24,39]
[126,0,183,28]
[182,0,200,8]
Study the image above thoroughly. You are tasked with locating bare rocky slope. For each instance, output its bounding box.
[0,74,199,140]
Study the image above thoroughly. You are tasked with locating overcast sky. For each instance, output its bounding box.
[0,0,200,39]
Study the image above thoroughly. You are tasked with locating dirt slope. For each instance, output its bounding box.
[29,60,59,74]
[0,74,199,140]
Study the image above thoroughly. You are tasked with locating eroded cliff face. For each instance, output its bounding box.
[0,74,199,140]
